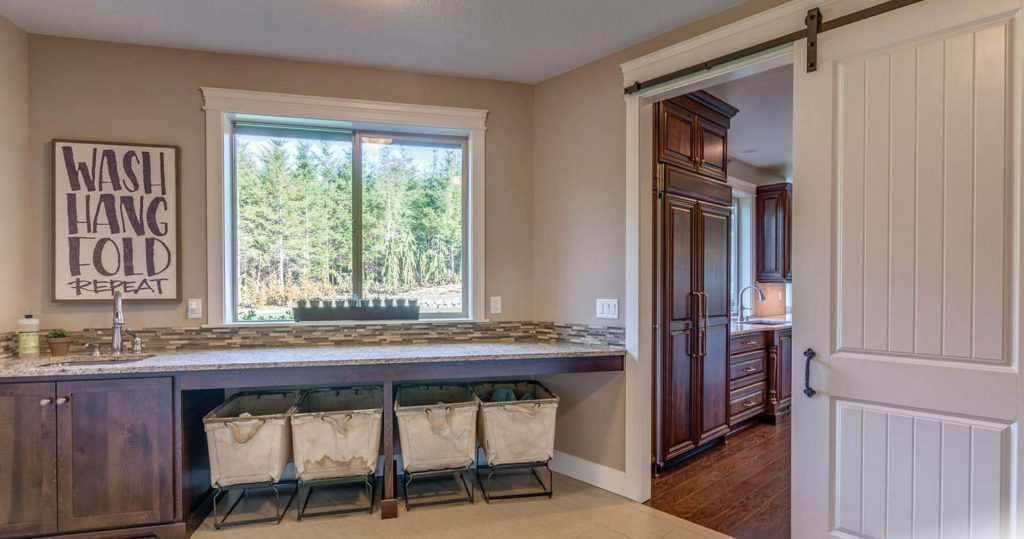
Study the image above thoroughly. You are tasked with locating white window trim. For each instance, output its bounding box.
[201,87,488,326]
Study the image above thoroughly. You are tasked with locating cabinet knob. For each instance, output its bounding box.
[39,398,52,406]
[55,397,70,405]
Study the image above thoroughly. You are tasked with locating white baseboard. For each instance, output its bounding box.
[550,450,634,499]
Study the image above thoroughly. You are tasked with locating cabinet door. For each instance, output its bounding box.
[56,378,173,532]
[776,329,793,404]
[697,119,728,181]
[659,195,698,461]
[695,202,731,443]
[782,189,793,282]
[0,382,57,537]
[756,184,790,282]
[658,102,699,173]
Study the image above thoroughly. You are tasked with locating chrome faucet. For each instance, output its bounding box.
[112,291,125,355]
[738,285,765,322]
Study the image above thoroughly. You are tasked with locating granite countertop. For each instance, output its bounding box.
[0,340,625,378]
[730,314,793,336]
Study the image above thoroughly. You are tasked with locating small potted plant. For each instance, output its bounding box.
[46,329,73,356]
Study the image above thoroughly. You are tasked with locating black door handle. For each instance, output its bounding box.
[803,348,817,398]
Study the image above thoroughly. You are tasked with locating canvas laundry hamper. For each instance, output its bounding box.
[290,387,384,481]
[394,384,478,473]
[473,381,559,466]
[203,391,301,487]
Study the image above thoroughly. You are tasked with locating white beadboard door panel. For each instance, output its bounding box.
[835,21,1011,365]
[834,401,1012,539]
[791,0,1023,538]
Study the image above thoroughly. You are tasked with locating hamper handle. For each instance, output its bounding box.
[322,414,354,436]
[425,407,454,431]
[227,419,266,444]
[503,403,542,415]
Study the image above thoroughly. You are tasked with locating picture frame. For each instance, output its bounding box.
[52,139,182,302]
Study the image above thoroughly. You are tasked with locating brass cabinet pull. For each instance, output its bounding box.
[741,366,758,373]
[741,340,758,346]
[742,400,758,408]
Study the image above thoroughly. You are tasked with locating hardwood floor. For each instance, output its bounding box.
[647,416,791,539]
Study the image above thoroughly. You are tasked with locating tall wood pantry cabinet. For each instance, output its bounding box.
[653,91,738,467]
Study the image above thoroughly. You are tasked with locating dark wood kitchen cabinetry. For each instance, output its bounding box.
[656,192,733,463]
[767,328,793,420]
[657,91,738,183]
[653,91,737,468]
[755,182,793,283]
[0,377,174,537]
[0,382,58,537]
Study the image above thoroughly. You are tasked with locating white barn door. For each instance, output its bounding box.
[792,0,1023,537]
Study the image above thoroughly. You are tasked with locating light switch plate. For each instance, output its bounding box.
[489,296,502,314]
[187,299,202,319]
[596,298,619,319]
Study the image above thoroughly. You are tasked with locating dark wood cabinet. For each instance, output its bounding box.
[727,327,793,431]
[654,90,737,468]
[57,378,174,532]
[656,195,733,463]
[656,91,737,184]
[0,383,58,537]
[755,183,793,283]
[0,378,174,536]
[767,328,793,420]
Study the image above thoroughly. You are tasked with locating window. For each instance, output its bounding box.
[202,88,487,325]
[231,123,467,322]
[729,195,754,317]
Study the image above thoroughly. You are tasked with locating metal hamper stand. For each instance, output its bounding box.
[395,384,480,510]
[472,381,560,502]
[203,390,303,529]
[289,387,385,520]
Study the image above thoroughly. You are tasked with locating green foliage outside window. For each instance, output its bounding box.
[235,132,463,321]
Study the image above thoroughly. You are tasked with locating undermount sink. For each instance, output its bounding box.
[42,354,156,368]
[742,319,790,326]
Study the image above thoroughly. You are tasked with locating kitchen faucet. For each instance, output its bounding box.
[112,291,125,355]
[738,285,765,322]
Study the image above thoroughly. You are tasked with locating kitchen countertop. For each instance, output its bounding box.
[730,314,792,336]
[0,340,625,379]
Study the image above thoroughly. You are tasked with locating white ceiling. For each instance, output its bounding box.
[704,64,793,178]
[0,0,743,84]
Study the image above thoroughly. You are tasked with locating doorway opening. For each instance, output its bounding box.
[646,56,795,539]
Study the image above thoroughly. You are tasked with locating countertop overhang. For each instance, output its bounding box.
[0,341,625,382]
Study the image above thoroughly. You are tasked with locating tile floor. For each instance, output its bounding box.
[193,473,729,539]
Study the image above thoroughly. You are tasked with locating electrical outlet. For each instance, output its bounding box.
[187,299,202,319]
[489,296,502,314]
[596,298,619,319]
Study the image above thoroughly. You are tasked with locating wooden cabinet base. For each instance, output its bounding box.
[41,522,185,539]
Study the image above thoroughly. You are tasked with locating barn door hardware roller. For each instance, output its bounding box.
[625,0,926,95]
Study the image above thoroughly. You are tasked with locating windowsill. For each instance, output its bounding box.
[202,317,487,329]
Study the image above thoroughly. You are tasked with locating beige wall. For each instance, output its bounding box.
[534,0,789,471]
[0,16,28,332]
[27,36,534,330]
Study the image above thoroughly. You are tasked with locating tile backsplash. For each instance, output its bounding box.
[0,321,625,359]
[752,282,788,317]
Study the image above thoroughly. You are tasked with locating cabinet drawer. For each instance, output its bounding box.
[730,350,766,384]
[729,382,766,421]
[730,332,766,354]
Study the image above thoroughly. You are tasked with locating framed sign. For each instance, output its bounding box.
[53,140,181,301]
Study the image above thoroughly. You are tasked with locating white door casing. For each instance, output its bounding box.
[793,1,1022,538]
